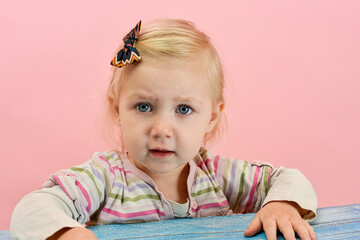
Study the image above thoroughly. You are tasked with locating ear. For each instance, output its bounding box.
[206,101,225,133]
[108,96,121,125]
[107,96,113,105]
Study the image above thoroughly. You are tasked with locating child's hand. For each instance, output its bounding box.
[47,227,98,240]
[244,201,316,240]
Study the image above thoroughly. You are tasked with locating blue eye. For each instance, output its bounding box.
[177,105,192,115]
[136,103,151,112]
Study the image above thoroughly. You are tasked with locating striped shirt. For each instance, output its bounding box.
[40,149,317,225]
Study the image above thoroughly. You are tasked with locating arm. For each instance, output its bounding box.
[213,154,317,240]
[214,155,317,220]
[244,167,318,240]
[262,167,317,221]
[10,152,117,239]
[10,185,95,240]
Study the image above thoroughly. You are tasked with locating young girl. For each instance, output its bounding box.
[10,19,317,240]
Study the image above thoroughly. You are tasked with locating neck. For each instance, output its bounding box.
[150,164,190,204]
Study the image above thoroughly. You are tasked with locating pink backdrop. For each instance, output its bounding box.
[1,0,359,230]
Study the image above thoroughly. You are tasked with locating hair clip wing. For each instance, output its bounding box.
[111,20,142,68]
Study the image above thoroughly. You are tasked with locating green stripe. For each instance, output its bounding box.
[108,193,160,203]
[113,176,143,186]
[105,155,117,161]
[234,161,248,211]
[70,167,85,171]
[196,171,207,177]
[127,177,143,185]
[70,167,102,200]
[263,166,270,196]
[191,186,221,197]
[98,151,120,162]
[223,158,231,194]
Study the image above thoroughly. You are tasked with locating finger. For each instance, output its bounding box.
[262,218,277,240]
[305,221,317,240]
[292,219,312,240]
[276,218,296,240]
[244,214,262,237]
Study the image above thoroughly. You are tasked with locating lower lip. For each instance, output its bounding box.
[149,150,174,159]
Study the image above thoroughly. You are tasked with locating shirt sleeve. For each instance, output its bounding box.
[42,152,116,224]
[215,155,317,222]
[10,185,84,240]
[262,167,318,221]
[10,152,117,239]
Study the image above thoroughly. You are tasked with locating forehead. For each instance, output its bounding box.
[121,61,211,101]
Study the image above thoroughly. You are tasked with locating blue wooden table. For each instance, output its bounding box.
[1,204,359,239]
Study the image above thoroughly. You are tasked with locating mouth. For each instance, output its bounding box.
[149,149,175,159]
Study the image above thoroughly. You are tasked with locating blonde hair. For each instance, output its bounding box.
[102,18,227,151]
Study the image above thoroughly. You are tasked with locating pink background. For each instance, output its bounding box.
[1,0,359,230]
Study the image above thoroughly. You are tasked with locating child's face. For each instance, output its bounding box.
[118,61,221,177]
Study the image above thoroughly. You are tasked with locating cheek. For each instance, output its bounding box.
[196,114,213,134]
[178,130,206,159]
[122,123,141,138]
[119,117,144,149]
[180,120,209,145]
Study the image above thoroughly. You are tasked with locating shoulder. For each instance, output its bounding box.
[89,151,123,166]
[201,149,272,166]
[199,149,274,176]
[195,148,222,175]
[53,150,125,180]
[43,151,127,194]
[84,150,127,176]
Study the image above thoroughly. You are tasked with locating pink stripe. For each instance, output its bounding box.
[243,166,260,213]
[113,166,130,175]
[99,155,115,175]
[198,158,213,168]
[194,200,228,212]
[102,207,165,218]
[112,166,124,172]
[268,168,272,182]
[205,158,212,164]
[53,175,72,200]
[108,203,158,212]
[75,180,92,213]
[214,155,220,175]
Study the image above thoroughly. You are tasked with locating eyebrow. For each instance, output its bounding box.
[127,93,203,104]
[173,95,203,104]
[127,93,157,101]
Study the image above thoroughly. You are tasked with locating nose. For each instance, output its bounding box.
[150,115,174,139]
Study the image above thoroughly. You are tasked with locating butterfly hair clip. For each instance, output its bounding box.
[111,20,142,68]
